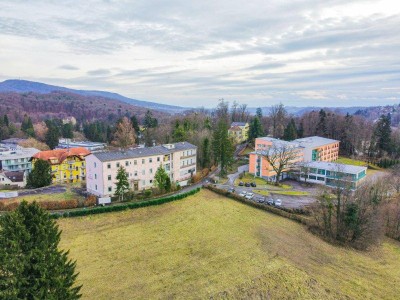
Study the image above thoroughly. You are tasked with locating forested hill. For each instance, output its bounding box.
[0,79,186,113]
[0,91,167,124]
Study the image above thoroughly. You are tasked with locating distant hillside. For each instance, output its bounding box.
[0,91,167,123]
[0,79,187,113]
[248,106,367,116]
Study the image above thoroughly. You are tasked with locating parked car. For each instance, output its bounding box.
[274,199,282,206]
[239,181,244,186]
[250,182,257,187]
[245,192,254,200]
[256,197,264,203]
[239,191,246,197]
[245,182,251,187]
[267,198,274,206]
[228,188,235,193]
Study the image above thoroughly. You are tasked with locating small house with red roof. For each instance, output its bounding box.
[31,147,91,184]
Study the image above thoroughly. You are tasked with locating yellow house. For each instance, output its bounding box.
[228,122,249,143]
[31,147,91,184]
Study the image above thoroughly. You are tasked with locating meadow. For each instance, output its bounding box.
[59,189,400,299]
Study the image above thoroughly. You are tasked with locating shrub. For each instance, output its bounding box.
[84,195,97,207]
[144,189,152,198]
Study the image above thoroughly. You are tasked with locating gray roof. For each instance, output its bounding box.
[92,142,197,162]
[305,161,367,174]
[293,136,339,148]
[231,122,247,127]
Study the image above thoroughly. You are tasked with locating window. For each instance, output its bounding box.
[134,160,137,165]
[150,168,153,174]
[76,175,79,179]
[76,167,78,171]
[134,171,138,176]
[108,186,112,192]
[149,158,152,163]
[116,162,120,168]
[95,184,98,190]
[150,179,153,183]
[157,157,160,162]
[125,161,129,167]
[95,174,97,179]
[309,175,316,180]
[108,175,111,181]
[107,163,111,169]
[142,180,145,186]
[94,162,97,168]
[142,159,145,164]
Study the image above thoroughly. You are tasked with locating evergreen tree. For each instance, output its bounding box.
[144,110,158,128]
[3,114,9,127]
[62,123,74,139]
[130,115,140,135]
[248,117,264,143]
[297,121,304,138]
[45,120,60,150]
[172,121,186,142]
[212,119,234,177]
[115,166,129,201]
[0,201,81,299]
[283,119,297,141]
[373,114,392,155]
[316,109,327,136]
[256,107,263,119]
[21,114,34,137]
[201,137,210,168]
[27,159,52,188]
[154,165,171,193]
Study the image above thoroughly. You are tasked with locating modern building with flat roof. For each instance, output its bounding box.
[298,161,367,189]
[0,147,40,174]
[293,136,340,162]
[57,139,106,152]
[86,142,197,197]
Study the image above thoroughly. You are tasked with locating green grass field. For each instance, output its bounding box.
[59,190,400,299]
[5,188,83,204]
[336,157,368,166]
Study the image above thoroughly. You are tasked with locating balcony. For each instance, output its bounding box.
[180,154,196,159]
[67,160,75,164]
[180,163,196,169]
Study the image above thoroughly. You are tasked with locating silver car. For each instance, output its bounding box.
[245,192,254,200]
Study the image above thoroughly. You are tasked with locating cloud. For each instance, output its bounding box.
[0,0,399,107]
[58,64,79,70]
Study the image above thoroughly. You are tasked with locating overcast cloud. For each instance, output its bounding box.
[0,0,399,107]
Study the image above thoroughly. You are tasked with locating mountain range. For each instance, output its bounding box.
[0,79,186,113]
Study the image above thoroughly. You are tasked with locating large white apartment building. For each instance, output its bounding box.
[0,145,40,174]
[86,142,197,197]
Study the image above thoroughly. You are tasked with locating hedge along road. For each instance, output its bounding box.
[49,167,219,216]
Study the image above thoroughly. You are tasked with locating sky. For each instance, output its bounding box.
[1,0,400,108]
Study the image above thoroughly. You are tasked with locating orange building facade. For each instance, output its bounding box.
[249,136,340,181]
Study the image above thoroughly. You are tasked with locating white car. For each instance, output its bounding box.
[274,199,282,206]
[245,192,254,200]
[239,191,246,197]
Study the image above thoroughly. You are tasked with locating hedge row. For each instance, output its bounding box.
[205,185,308,225]
[52,187,201,219]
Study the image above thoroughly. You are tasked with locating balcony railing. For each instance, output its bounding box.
[180,163,196,169]
[180,154,196,159]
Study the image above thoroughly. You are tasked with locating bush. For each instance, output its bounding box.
[144,189,152,198]
[84,195,97,207]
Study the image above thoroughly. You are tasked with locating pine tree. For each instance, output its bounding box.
[62,123,74,139]
[201,137,210,168]
[27,159,52,188]
[115,166,129,201]
[0,202,81,299]
[212,118,234,177]
[3,114,9,127]
[256,107,263,119]
[373,114,392,156]
[144,110,158,128]
[130,115,140,134]
[45,120,60,150]
[248,117,264,143]
[283,118,297,141]
[316,109,327,136]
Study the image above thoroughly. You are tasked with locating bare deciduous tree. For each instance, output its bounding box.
[112,117,136,150]
[260,141,300,185]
